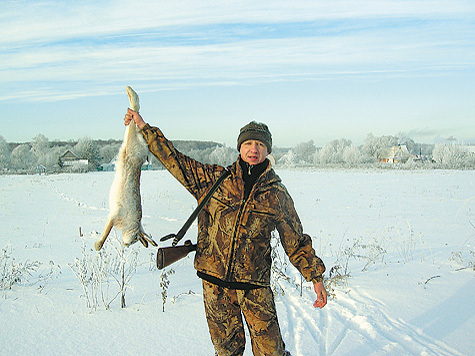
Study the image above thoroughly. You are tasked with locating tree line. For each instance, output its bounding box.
[0,132,473,174]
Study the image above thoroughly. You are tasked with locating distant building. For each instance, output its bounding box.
[379,145,414,163]
[99,156,152,172]
[460,144,475,154]
[60,149,88,167]
[35,164,46,174]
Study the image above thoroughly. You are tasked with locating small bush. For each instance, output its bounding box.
[1,245,42,298]
[69,233,139,310]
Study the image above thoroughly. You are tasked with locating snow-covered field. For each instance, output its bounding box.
[0,169,474,356]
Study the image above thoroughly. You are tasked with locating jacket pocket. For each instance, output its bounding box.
[212,196,239,210]
[247,209,276,217]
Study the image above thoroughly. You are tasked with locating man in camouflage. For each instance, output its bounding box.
[125,109,327,356]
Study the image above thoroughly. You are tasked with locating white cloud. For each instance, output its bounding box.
[2,0,473,44]
[1,0,474,103]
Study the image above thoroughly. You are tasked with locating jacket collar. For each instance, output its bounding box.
[231,156,281,186]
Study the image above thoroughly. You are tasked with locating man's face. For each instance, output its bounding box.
[240,139,268,165]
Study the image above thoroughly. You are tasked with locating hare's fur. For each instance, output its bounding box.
[95,86,156,250]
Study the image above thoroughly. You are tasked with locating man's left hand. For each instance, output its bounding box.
[313,281,327,309]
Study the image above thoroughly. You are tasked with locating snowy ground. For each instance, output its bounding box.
[0,169,473,356]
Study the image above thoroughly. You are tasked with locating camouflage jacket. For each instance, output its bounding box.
[141,124,325,287]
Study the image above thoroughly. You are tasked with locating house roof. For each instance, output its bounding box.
[60,149,80,161]
[380,145,411,159]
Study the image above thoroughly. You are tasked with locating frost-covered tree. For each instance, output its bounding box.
[397,132,416,154]
[293,140,316,165]
[44,146,63,172]
[11,144,37,170]
[208,145,235,166]
[362,133,398,160]
[188,147,213,164]
[342,144,362,165]
[74,137,100,171]
[432,144,473,169]
[31,134,50,166]
[269,146,288,165]
[361,133,378,159]
[316,138,352,164]
[100,143,121,164]
[0,136,11,171]
[278,149,297,167]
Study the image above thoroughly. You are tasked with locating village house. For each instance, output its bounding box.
[379,145,414,163]
[99,156,152,172]
[59,149,88,168]
[460,144,475,155]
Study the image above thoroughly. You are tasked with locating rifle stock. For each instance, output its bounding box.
[156,240,197,270]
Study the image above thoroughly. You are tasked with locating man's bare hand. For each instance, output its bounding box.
[313,281,327,309]
[124,108,146,129]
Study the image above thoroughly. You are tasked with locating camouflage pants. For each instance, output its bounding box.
[202,280,287,356]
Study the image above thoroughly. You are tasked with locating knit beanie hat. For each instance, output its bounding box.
[237,121,272,153]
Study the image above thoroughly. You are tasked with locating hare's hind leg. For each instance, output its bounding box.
[95,219,114,251]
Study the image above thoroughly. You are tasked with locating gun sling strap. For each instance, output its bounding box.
[160,168,231,247]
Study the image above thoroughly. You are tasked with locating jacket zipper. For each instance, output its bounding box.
[224,166,270,283]
[225,198,247,282]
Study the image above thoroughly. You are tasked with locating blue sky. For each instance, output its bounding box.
[1,0,474,147]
